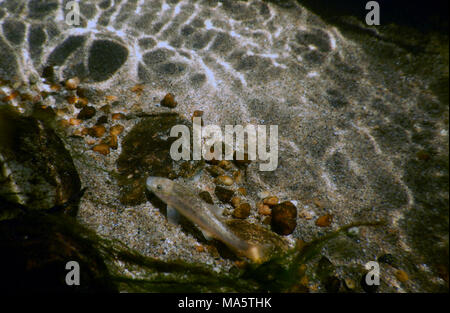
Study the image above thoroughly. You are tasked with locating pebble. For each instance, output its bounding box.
[271,201,297,235]
[69,118,82,126]
[77,106,96,120]
[193,110,203,117]
[232,170,242,183]
[395,270,409,282]
[111,113,125,120]
[218,160,232,170]
[105,95,118,102]
[103,135,118,150]
[110,124,124,136]
[263,196,279,206]
[92,143,110,155]
[87,125,106,138]
[231,196,241,208]
[65,77,80,90]
[214,175,234,186]
[316,214,333,227]
[214,186,234,203]
[195,245,205,253]
[160,93,177,108]
[199,191,214,204]
[344,278,356,290]
[96,115,108,125]
[233,203,251,219]
[257,202,271,215]
[206,165,225,177]
[131,84,144,93]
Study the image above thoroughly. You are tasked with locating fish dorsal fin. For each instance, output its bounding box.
[167,206,180,224]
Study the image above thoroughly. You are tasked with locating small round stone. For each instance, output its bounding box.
[69,118,82,126]
[111,113,125,120]
[263,196,279,206]
[199,191,214,204]
[395,270,409,282]
[218,160,232,170]
[258,203,271,215]
[237,187,247,196]
[215,186,235,203]
[316,214,333,227]
[77,106,96,120]
[65,77,80,90]
[231,196,241,208]
[92,143,110,155]
[110,124,124,136]
[233,203,251,219]
[160,93,177,108]
[271,201,297,235]
[214,175,234,186]
[87,125,106,138]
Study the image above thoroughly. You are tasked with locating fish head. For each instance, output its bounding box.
[146,176,174,197]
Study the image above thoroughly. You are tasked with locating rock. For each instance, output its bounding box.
[344,278,356,291]
[218,160,232,170]
[117,113,203,205]
[395,270,409,282]
[257,203,271,216]
[199,191,214,204]
[65,77,80,90]
[233,203,251,219]
[87,125,106,138]
[111,113,124,120]
[110,124,124,136]
[130,84,144,93]
[102,135,118,150]
[0,107,81,218]
[160,93,177,108]
[214,175,234,186]
[77,106,96,120]
[231,196,241,208]
[214,186,234,203]
[232,170,242,183]
[271,201,297,235]
[263,196,278,206]
[69,118,82,126]
[316,214,333,227]
[299,209,313,220]
[92,143,110,155]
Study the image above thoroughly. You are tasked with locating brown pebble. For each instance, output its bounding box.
[92,143,110,155]
[299,210,313,220]
[271,201,297,235]
[81,128,89,136]
[237,187,247,196]
[160,93,177,108]
[87,125,106,138]
[206,165,225,177]
[262,216,272,225]
[65,77,80,90]
[395,270,409,282]
[67,95,78,104]
[232,170,242,183]
[258,203,272,216]
[77,106,96,120]
[131,84,144,93]
[100,105,111,113]
[60,119,70,127]
[263,196,279,206]
[231,196,241,208]
[102,135,118,150]
[50,84,61,92]
[110,124,124,136]
[233,203,251,219]
[195,245,205,253]
[199,191,214,204]
[77,97,89,107]
[218,160,232,170]
[214,175,234,186]
[315,214,333,227]
[215,186,235,203]
[106,95,118,102]
[112,113,125,120]
[69,118,82,126]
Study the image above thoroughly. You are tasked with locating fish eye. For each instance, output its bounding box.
[156,184,162,190]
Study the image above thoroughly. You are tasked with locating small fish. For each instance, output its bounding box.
[146,176,264,262]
